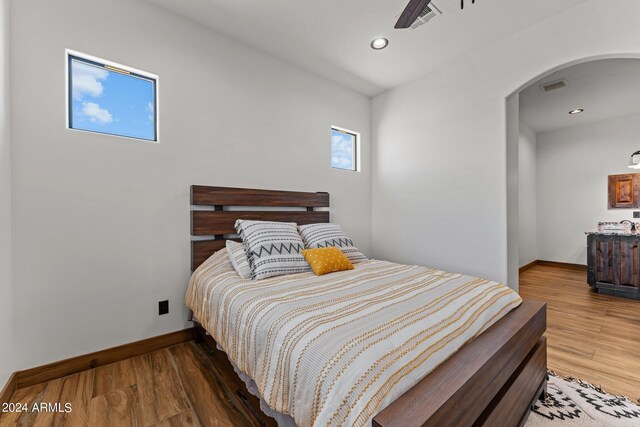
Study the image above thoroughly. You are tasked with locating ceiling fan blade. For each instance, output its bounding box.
[395,0,433,29]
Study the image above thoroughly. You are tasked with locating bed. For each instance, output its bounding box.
[188,185,547,427]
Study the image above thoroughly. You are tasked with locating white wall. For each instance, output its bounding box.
[0,0,13,386]
[537,113,640,264]
[10,0,371,371]
[518,122,538,267]
[372,0,640,287]
[506,94,519,288]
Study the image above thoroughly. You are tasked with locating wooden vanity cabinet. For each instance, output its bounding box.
[587,233,640,299]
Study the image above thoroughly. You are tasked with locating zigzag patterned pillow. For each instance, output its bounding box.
[235,220,311,280]
[298,223,367,264]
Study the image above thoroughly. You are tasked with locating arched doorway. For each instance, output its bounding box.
[506,55,640,399]
[506,54,640,289]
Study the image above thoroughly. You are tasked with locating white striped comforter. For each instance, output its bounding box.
[185,250,522,427]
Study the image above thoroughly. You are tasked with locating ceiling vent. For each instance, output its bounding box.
[540,79,567,93]
[397,2,442,30]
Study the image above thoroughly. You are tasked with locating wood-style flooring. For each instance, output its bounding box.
[0,342,251,427]
[520,263,640,400]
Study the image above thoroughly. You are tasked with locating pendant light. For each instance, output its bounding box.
[629,150,640,169]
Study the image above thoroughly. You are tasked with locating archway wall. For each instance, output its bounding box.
[371,0,640,290]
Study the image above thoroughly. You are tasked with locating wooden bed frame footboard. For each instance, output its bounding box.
[372,300,547,427]
[189,185,548,427]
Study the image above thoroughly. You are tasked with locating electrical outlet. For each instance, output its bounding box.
[159,300,169,315]
[634,211,640,218]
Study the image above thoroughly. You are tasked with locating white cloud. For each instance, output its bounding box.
[332,156,351,168]
[82,102,113,124]
[146,101,154,122]
[331,133,354,169]
[71,61,109,100]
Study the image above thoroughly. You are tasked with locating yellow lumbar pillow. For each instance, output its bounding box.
[301,247,354,276]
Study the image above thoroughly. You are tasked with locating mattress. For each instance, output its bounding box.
[185,250,522,427]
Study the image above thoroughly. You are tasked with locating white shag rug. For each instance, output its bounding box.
[526,372,640,426]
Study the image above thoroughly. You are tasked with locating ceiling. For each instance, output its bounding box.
[520,59,640,133]
[144,0,586,96]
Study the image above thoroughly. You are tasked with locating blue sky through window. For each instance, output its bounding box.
[69,57,156,141]
[331,128,356,170]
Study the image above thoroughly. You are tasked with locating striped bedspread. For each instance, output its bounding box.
[185,250,522,427]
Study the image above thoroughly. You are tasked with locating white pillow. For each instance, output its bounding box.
[226,240,251,279]
[298,223,367,264]
[235,220,311,280]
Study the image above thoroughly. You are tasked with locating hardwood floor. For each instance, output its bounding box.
[520,263,640,400]
[0,342,251,427]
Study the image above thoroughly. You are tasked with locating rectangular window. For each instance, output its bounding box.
[331,127,359,171]
[67,51,158,142]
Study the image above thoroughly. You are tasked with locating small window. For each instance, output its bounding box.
[331,127,359,171]
[67,51,158,142]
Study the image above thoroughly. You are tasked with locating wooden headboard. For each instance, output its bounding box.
[190,185,330,270]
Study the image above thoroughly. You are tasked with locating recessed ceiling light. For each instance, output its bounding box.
[569,109,584,115]
[370,38,389,50]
